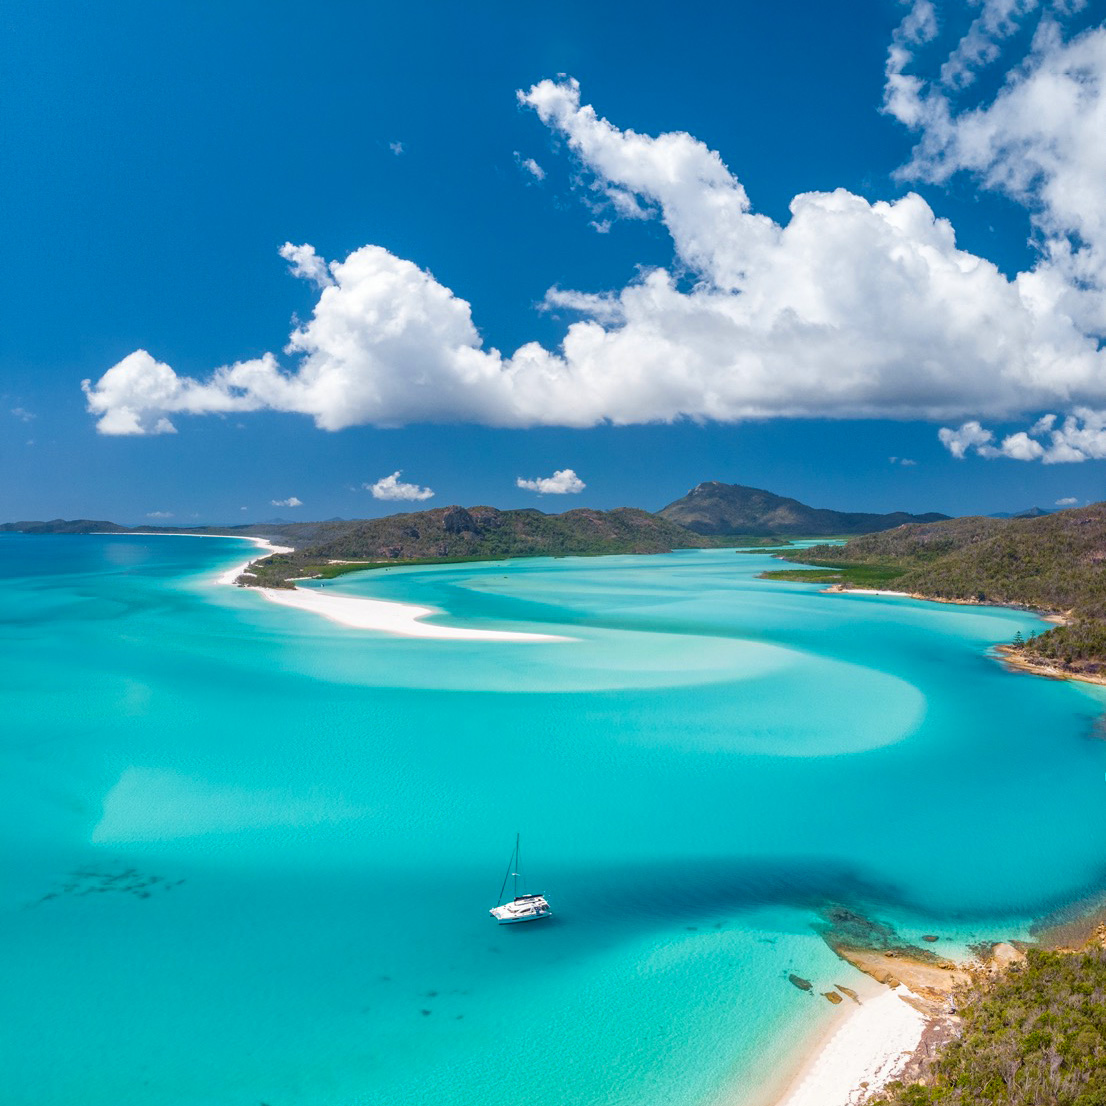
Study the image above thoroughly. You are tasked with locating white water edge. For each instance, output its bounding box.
[206,534,568,641]
[773,987,927,1106]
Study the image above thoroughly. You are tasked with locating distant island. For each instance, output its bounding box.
[765,503,1106,680]
[1,482,953,588]
[657,481,949,536]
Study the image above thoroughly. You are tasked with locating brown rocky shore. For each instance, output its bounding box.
[792,900,1106,1104]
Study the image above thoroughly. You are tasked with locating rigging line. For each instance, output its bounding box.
[497,832,519,904]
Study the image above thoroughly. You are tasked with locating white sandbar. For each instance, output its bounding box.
[256,584,569,641]
[772,987,928,1106]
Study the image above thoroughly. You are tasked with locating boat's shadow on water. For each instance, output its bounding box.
[510,854,1106,948]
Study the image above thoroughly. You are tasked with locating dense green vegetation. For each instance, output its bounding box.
[871,948,1106,1106]
[236,505,721,587]
[779,504,1106,673]
[759,560,908,588]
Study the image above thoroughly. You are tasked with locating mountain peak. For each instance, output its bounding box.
[658,482,948,536]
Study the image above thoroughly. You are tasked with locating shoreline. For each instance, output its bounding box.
[206,535,570,642]
[768,985,930,1106]
[214,536,295,586]
[821,584,1106,688]
[763,936,966,1106]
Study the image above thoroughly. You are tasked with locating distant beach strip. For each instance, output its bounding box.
[220,537,570,642]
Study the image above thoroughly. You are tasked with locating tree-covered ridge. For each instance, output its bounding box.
[870,947,1106,1106]
[779,504,1106,673]
[239,505,722,587]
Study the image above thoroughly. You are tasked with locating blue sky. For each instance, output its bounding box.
[2,0,1105,524]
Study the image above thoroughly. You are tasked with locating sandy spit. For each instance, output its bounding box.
[255,584,571,642]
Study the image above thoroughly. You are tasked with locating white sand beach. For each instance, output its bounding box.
[255,584,570,641]
[199,533,567,641]
[772,987,928,1106]
[214,536,294,585]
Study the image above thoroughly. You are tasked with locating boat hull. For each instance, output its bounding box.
[493,909,552,924]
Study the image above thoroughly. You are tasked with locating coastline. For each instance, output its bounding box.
[768,985,930,1106]
[992,644,1106,687]
[214,536,295,586]
[764,931,966,1106]
[821,584,1106,688]
[207,534,570,642]
[90,529,295,586]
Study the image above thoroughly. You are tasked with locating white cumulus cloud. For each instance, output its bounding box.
[81,67,1106,438]
[516,468,586,494]
[940,408,1106,463]
[271,496,303,507]
[367,471,435,501]
[145,511,173,519]
[887,4,1106,339]
[1056,496,1079,505]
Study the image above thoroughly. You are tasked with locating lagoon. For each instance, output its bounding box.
[3,534,1106,1105]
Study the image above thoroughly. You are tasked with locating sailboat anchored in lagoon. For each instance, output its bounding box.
[489,834,552,924]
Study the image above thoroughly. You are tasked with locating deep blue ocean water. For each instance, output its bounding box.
[4,534,1106,1106]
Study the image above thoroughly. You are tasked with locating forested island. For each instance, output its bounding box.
[2,481,948,589]
[766,503,1106,679]
[235,506,733,588]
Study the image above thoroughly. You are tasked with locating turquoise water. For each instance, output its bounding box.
[5,534,1106,1105]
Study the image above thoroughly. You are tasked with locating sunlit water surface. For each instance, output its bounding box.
[4,535,1106,1106]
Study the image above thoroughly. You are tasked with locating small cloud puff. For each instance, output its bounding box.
[10,407,35,422]
[271,497,303,508]
[146,511,173,519]
[389,141,404,156]
[888,456,918,466]
[516,468,586,494]
[514,152,546,180]
[1056,496,1079,506]
[367,471,435,501]
[279,242,334,289]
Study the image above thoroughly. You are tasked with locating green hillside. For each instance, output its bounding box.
[237,505,719,587]
[774,504,1106,674]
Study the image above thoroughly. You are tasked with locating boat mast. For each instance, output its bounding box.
[497,832,521,905]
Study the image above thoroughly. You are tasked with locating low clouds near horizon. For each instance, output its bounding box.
[271,496,303,508]
[80,4,1106,466]
[368,471,435,501]
[516,468,586,494]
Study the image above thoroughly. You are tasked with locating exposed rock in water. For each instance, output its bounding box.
[823,990,843,1004]
[836,985,860,1003]
[922,934,940,942]
[817,904,946,966]
[788,973,813,991]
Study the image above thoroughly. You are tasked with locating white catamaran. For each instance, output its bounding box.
[489,834,552,924]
